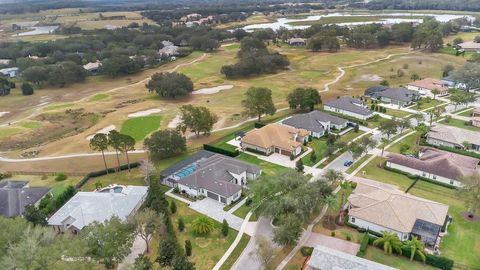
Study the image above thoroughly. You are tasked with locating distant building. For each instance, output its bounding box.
[82,61,101,74]
[457,41,480,52]
[0,59,11,66]
[441,76,469,91]
[0,67,19,78]
[288,37,306,46]
[0,180,50,217]
[365,86,420,107]
[406,78,449,96]
[472,107,480,127]
[47,185,148,234]
[324,96,374,120]
[158,41,179,57]
[281,110,349,138]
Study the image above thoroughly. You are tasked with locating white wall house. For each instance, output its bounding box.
[348,215,410,241]
[324,105,372,120]
[385,161,462,187]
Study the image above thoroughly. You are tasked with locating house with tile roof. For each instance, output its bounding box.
[306,244,397,270]
[160,152,261,205]
[365,86,421,107]
[426,124,480,151]
[281,111,349,138]
[323,96,374,120]
[406,78,449,96]
[457,41,480,52]
[386,147,479,187]
[0,180,50,217]
[240,123,309,157]
[346,178,449,247]
[47,185,147,234]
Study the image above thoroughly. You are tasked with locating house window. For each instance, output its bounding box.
[422,172,426,177]
[433,175,437,180]
[351,217,355,223]
[450,180,454,185]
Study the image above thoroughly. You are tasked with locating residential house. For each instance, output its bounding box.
[426,124,480,151]
[441,76,469,91]
[386,148,479,187]
[281,111,349,138]
[406,78,449,96]
[0,59,11,66]
[47,185,148,234]
[365,85,421,107]
[82,61,101,74]
[0,180,50,217]
[288,37,306,46]
[323,96,374,120]
[160,152,261,205]
[347,179,449,247]
[306,244,396,270]
[0,67,19,78]
[457,41,480,52]
[472,107,480,127]
[158,41,179,58]
[240,123,308,157]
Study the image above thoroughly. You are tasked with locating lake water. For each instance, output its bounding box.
[243,12,476,31]
[16,25,59,36]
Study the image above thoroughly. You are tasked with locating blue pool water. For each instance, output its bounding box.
[174,164,197,178]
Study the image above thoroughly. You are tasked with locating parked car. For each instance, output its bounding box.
[343,160,353,167]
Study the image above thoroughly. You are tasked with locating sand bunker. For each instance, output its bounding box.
[168,114,182,128]
[128,109,162,118]
[359,74,384,82]
[193,85,234,95]
[0,112,9,118]
[86,125,116,140]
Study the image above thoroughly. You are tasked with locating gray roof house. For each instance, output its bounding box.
[162,152,261,205]
[426,124,480,151]
[323,96,374,120]
[306,244,397,270]
[365,86,420,107]
[48,185,148,233]
[282,111,349,138]
[0,180,50,217]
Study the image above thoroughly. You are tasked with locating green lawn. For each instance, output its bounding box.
[223,43,240,51]
[302,138,328,166]
[7,174,81,197]
[386,132,418,154]
[236,153,287,176]
[458,108,473,117]
[89,93,110,102]
[219,234,250,270]
[378,105,411,118]
[414,99,445,111]
[346,154,372,174]
[358,158,480,268]
[339,130,365,144]
[80,169,147,191]
[120,115,162,141]
[364,247,438,270]
[232,204,259,221]
[442,118,480,132]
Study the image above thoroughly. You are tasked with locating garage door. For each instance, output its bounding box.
[275,148,280,153]
[207,191,219,201]
[281,150,292,156]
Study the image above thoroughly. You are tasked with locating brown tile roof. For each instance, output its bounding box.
[241,123,308,151]
[473,107,480,117]
[408,78,449,92]
[386,148,479,181]
[348,178,449,233]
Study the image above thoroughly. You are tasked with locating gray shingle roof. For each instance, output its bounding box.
[179,154,260,198]
[427,124,480,146]
[366,86,420,102]
[0,180,50,217]
[282,111,348,133]
[324,96,373,116]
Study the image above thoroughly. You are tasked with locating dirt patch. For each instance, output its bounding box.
[0,112,9,118]
[168,114,182,128]
[86,125,116,140]
[193,85,234,95]
[128,109,162,118]
[359,74,384,82]
[462,212,480,221]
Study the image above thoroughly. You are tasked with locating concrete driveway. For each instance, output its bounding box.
[304,232,360,255]
[189,198,244,231]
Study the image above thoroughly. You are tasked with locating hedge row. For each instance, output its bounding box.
[384,165,456,190]
[203,144,239,157]
[75,162,141,189]
[254,122,266,129]
[356,233,370,257]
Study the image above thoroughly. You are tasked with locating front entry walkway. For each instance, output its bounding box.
[304,232,360,255]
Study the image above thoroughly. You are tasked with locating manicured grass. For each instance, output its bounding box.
[346,154,372,174]
[232,204,259,221]
[414,99,445,111]
[236,153,287,176]
[378,105,411,118]
[458,108,473,117]
[302,138,328,166]
[356,157,413,190]
[442,118,480,132]
[364,247,438,270]
[219,234,250,270]
[89,93,110,102]
[120,115,162,141]
[80,169,147,191]
[168,198,238,270]
[387,132,419,154]
[7,174,81,197]
[19,121,42,129]
[339,130,365,144]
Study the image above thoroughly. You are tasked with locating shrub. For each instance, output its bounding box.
[399,144,410,154]
[192,216,214,235]
[173,187,180,193]
[221,219,229,237]
[350,181,357,189]
[170,201,177,214]
[254,122,266,129]
[356,233,370,257]
[300,246,314,256]
[331,231,336,237]
[346,234,352,241]
[21,82,34,96]
[185,240,192,256]
[0,172,12,180]
[203,144,239,157]
[178,217,185,232]
[245,197,252,206]
[55,173,68,181]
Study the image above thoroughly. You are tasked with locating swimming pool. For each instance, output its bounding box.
[174,164,198,178]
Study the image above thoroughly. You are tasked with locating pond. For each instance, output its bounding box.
[242,12,475,31]
[15,25,59,36]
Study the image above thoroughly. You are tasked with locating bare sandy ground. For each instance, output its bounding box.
[168,114,182,128]
[359,74,384,81]
[86,125,116,140]
[0,112,9,118]
[127,108,162,118]
[193,85,234,95]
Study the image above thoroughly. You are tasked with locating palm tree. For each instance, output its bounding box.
[373,231,403,255]
[192,216,214,235]
[403,237,426,262]
[89,133,109,173]
[338,181,352,223]
[118,133,136,172]
[108,130,122,171]
[321,169,344,185]
[414,123,429,148]
[380,137,390,157]
[322,195,339,225]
